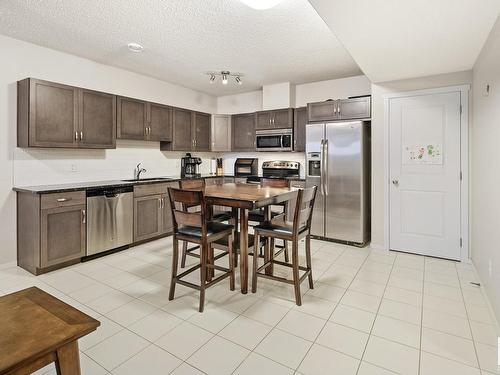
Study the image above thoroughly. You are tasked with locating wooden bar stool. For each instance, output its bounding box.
[179,178,233,268]
[168,187,235,312]
[248,178,290,262]
[251,186,318,306]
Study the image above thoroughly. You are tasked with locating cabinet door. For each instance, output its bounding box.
[148,103,172,142]
[117,97,147,140]
[294,107,307,152]
[29,79,78,148]
[40,204,85,267]
[255,111,272,129]
[211,115,231,151]
[232,113,255,151]
[78,89,116,148]
[161,193,173,234]
[339,97,371,119]
[193,112,211,151]
[134,195,162,242]
[172,108,193,151]
[272,108,293,129]
[307,101,339,122]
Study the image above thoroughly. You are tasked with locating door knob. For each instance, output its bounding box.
[392,179,399,186]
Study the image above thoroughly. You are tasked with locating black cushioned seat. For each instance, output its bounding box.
[178,222,234,238]
[212,211,233,222]
[252,221,293,236]
[248,209,283,222]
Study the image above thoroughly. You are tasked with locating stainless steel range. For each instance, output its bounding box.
[262,161,300,178]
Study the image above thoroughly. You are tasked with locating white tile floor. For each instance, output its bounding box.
[1,237,499,375]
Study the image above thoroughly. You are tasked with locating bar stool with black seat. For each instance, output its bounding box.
[168,187,235,312]
[179,178,234,268]
[251,186,317,306]
[248,178,290,262]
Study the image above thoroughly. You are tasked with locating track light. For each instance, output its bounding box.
[206,71,244,86]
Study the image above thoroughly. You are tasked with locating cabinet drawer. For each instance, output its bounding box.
[134,182,178,197]
[41,191,86,209]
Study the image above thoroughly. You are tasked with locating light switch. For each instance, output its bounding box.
[70,164,78,172]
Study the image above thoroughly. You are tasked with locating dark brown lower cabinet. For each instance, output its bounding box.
[133,181,178,242]
[134,194,162,242]
[41,205,86,268]
[17,190,86,275]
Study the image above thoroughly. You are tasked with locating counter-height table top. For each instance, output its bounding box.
[203,183,299,293]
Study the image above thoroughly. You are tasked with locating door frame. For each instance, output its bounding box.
[383,85,470,262]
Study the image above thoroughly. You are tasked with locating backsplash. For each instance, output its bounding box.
[13,145,306,187]
[13,140,219,186]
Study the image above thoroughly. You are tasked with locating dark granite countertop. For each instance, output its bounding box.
[13,174,305,194]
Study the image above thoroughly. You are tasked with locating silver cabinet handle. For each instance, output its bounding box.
[392,179,399,186]
[82,209,86,224]
[75,131,78,141]
[158,198,162,209]
[333,102,337,114]
[338,101,341,116]
[57,198,71,202]
[80,131,83,141]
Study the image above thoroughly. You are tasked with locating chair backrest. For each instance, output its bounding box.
[291,186,318,235]
[168,187,208,235]
[261,178,290,188]
[179,179,205,189]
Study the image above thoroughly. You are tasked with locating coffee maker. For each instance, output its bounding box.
[181,153,202,178]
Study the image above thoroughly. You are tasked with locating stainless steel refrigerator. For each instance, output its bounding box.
[306,121,371,245]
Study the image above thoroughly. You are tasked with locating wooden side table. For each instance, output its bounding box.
[0,287,100,375]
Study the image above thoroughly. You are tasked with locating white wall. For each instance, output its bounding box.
[369,71,473,249]
[217,90,262,114]
[472,15,500,321]
[0,35,217,265]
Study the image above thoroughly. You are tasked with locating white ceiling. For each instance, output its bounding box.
[0,0,362,96]
[309,0,500,83]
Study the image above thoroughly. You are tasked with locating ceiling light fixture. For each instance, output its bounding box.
[239,0,284,10]
[206,71,244,86]
[127,42,144,53]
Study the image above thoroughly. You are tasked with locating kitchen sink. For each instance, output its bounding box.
[121,177,173,182]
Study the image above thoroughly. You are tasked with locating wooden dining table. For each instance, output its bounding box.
[203,183,298,294]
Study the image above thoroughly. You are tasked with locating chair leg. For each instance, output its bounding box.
[269,238,275,275]
[305,235,314,289]
[283,240,289,263]
[228,232,235,291]
[252,232,260,293]
[207,245,214,282]
[292,240,302,306]
[264,236,271,275]
[169,235,179,301]
[199,241,207,313]
[181,240,188,268]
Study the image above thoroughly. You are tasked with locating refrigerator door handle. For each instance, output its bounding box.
[323,139,329,196]
[319,139,325,196]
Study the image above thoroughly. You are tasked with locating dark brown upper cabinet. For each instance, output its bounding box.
[232,113,256,151]
[117,96,148,140]
[307,97,371,122]
[79,89,116,148]
[255,108,293,130]
[193,112,211,151]
[294,107,307,152]
[339,97,371,120]
[170,107,193,151]
[148,103,172,142]
[18,78,116,149]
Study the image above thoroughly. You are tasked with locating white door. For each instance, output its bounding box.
[389,92,462,260]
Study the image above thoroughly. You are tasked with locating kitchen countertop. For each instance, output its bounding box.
[13,174,305,194]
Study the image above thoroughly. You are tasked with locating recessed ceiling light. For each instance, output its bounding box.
[127,42,144,53]
[239,0,284,10]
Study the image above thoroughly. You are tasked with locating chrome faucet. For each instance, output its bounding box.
[134,163,147,180]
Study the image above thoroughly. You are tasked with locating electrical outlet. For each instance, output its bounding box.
[488,259,492,278]
[70,164,78,172]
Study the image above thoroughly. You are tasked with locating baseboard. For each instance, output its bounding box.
[469,260,500,328]
[369,243,388,251]
[0,261,16,270]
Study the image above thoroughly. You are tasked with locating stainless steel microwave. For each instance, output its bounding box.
[255,129,293,152]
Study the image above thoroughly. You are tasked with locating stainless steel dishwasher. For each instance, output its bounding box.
[86,186,134,256]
